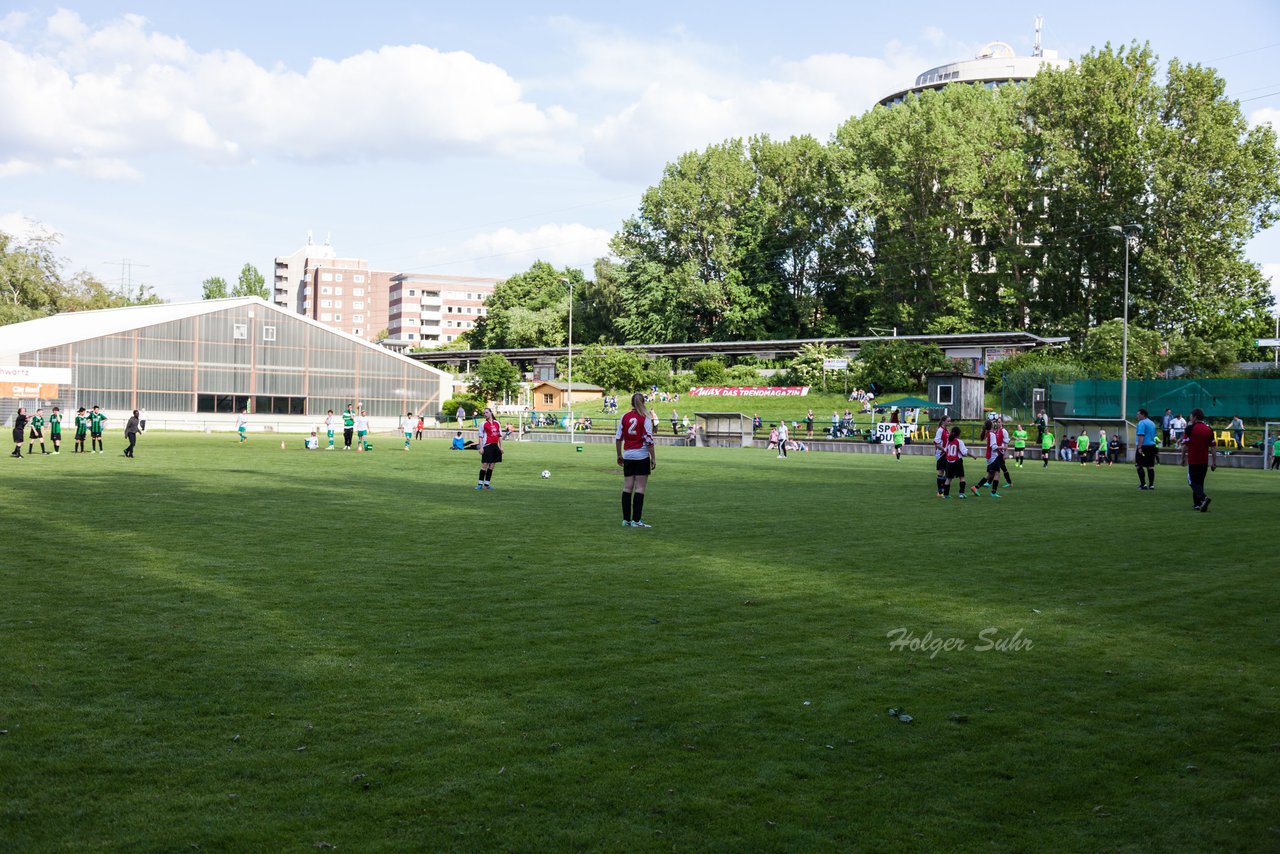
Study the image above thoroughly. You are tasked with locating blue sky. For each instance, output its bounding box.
[2,0,1278,304]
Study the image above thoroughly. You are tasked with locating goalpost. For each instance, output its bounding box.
[1049,417,1132,463]
[1266,422,1280,471]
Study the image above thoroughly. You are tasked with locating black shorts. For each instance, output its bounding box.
[935,455,946,473]
[622,457,651,477]
[75,430,87,440]
[29,429,43,439]
[1136,446,1156,467]
[11,427,22,443]
[481,444,503,464]
[945,460,965,479]
[90,431,103,438]
[986,454,1005,474]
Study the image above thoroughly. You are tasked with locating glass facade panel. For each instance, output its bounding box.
[14,305,446,417]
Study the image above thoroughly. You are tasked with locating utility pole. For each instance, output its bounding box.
[104,258,150,297]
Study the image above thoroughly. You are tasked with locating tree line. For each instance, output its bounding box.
[0,225,162,326]
[469,43,1280,359]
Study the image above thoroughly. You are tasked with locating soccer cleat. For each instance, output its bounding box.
[971,486,981,496]
[1199,497,1212,513]
[958,493,967,499]
[621,520,632,527]
[632,519,652,528]
[484,483,494,490]
[989,492,1002,498]
[475,484,484,490]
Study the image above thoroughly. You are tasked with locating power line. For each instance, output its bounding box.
[1206,41,1280,63]
[1239,90,1280,103]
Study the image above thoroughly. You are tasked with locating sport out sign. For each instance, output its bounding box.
[0,367,71,399]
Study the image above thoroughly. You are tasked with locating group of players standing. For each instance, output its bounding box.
[930,406,1219,512]
[933,415,1018,499]
[10,405,111,458]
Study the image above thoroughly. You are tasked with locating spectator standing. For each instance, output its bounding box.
[1162,409,1173,447]
[1170,413,1187,446]
[671,409,679,436]
[777,421,789,459]
[1228,415,1244,450]
[1181,408,1217,512]
[805,409,814,440]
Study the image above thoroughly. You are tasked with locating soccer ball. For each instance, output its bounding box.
[541,470,551,479]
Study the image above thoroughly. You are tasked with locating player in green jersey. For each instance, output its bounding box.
[49,407,62,454]
[1012,424,1028,468]
[1095,429,1111,467]
[89,406,107,453]
[28,408,49,455]
[342,406,355,450]
[1040,429,1054,468]
[1272,437,1280,470]
[1076,430,1090,466]
[891,422,905,460]
[74,407,88,453]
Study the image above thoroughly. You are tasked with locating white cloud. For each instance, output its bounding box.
[414,223,613,277]
[571,25,929,181]
[1251,107,1280,129]
[0,11,29,35]
[0,10,576,178]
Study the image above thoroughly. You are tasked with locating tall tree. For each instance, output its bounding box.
[202,276,229,300]
[611,140,765,342]
[471,261,585,349]
[234,263,269,299]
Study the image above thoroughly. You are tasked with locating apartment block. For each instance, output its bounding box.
[388,273,499,346]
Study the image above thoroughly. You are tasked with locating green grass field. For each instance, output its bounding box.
[2,434,1277,851]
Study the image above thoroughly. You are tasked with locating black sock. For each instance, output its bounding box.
[632,492,645,521]
[485,469,493,483]
[622,492,632,522]
[478,468,486,483]
[944,481,951,496]
[1138,468,1147,486]
[1148,469,1155,486]
[936,476,944,494]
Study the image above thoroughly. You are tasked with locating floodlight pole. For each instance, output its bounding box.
[562,277,573,431]
[1109,224,1142,425]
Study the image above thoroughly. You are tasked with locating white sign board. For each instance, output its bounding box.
[0,367,72,384]
[822,358,849,370]
[1257,338,1280,347]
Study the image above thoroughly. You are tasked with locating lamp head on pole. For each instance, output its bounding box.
[1109,223,1143,237]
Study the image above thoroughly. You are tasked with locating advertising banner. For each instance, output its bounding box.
[686,386,810,397]
[0,367,70,399]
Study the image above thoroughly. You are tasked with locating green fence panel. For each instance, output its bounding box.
[1051,379,1280,420]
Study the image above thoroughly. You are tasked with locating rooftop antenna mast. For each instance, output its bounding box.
[1033,16,1044,58]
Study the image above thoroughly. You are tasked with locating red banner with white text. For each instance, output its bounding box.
[685,386,810,397]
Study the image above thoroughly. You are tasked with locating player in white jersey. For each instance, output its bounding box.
[324,410,336,450]
[236,409,249,444]
[354,410,370,451]
[401,412,414,450]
